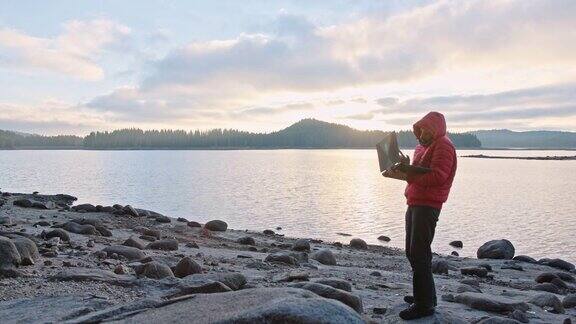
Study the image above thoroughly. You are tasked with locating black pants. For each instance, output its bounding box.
[405,205,440,309]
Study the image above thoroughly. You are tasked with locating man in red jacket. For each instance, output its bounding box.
[383,111,457,320]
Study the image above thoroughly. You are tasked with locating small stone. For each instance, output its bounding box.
[370,271,382,277]
[311,249,337,266]
[377,235,391,242]
[263,229,275,235]
[449,240,463,248]
[349,238,367,250]
[122,205,140,217]
[139,235,156,242]
[114,264,129,274]
[451,251,459,256]
[187,221,201,228]
[432,259,449,275]
[86,240,95,248]
[173,256,203,278]
[123,237,146,250]
[441,294,456,302]
[177,217,188,222]
[513,255,537,263]
[44,229,70,242]
[185,241,199,249]
[237,236,256,246]
[373,307,387,315]
[292,239,310,252]
[265,252,298,265]
[461,267,488,277]
[146,239,178,251]
[204,220,228,231]
[135,261,174,279]
[477,239,515,260]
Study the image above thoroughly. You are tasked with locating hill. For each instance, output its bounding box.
[1,119,480,149]
[469,129,576,149]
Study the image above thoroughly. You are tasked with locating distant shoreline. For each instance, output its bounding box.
[1,146,576,151]
[462,154,576,160]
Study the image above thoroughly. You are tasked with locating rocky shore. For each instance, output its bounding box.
[0,192,575,323]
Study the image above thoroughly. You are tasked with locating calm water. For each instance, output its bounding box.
[0,149,574,263]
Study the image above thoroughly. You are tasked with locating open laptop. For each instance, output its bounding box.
[376,132,431,174]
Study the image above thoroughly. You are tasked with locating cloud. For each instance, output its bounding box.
[232,102,314,117]
[350,98,367,104]
[340,112,375,120]
[0,19,131,80]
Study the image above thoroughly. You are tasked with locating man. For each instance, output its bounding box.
[383,111,457,320]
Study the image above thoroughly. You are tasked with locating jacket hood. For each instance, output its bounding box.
[413,111,447,140]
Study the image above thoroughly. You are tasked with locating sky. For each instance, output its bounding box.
[1,0,575,135]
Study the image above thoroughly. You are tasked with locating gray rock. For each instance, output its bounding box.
[461,266,488,277]
[71,203,97,212]
[311,277,352,292]
[0,295,113,324]
[155,215,171,223]
[477,239,515,259]
[142,229,161,240]
[103,245,146,261]
[556,272,575,283]
[13,198,33,208]
[237,236,256,246]
[0,216,12,226]
[173,256,202,278]
[289,282,363,313]
[311,249,337,266]
[62,222,99,235]
[454,292,529,313]
[528,293,564,314]
[147,239,179,251]
[187,221,201,228]
[123,237,146,250]
[349,238,368,250]
[533,282,561,294]
[204,220,228,231]
[265,252,298,265]
[49,268,136,287]
[44,229,70,242]
[10,236,39,266]
[292,239,310,252]
[476,317,523,324]
[95,225,113,237]
[512,255,537,263]
[509,310,529,323]
[263,229,275,235]
[563,294,576,308]
[539,258,575,272]
[457,284,482,293]
[377,235,391,242]
[449,240,463,248]
[0,236,21,269]
[115,287,364,324]
[135,261,174,279]
[123,205,140,217]
[432,259,449,274]
[184,272,246,290]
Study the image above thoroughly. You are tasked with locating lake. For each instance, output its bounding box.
[0,149,574,263]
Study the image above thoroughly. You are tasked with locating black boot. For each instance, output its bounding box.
[403,295,415,304]
[399,304,434,320]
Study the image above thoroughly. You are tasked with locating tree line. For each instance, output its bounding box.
[0,119,482,149]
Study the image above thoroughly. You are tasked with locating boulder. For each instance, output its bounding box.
[539,258,575,272]
[103,245,146,261]
[173,256,203,278]
[177,217,188,222]
[123,205,140,217]
[454,292,529,313]
[123,237,146,250]
[292,239,310,252]
[106,287,364,323]
[71,203,97,212]
[432,259,449,274]
[135,261,174,279]
[289,282,363,313]
[311,278,352,292]
[187,221,201,228]
[155,215,171,223]
[265,252,298,265]
[563,294,576,309]
[10,236,39,266]
[311,249,337,266]
[0,236,21,268]
[461,267,489,278]
[62,222,99,235]
[477,239,515,259]
[555,272,575,283]
[95,225,112,237]
[237,236,256,246]
[528,293,564,314]
[204,220,228,231]
[13,199,33,208]
[143,229,161,240]
[533,283,561,294]
[349,238,368,250]
[147,239,179,251]
[44,229,70,242]
[512,255,537,263]
[450,240,463,248]
[263,229,275,235]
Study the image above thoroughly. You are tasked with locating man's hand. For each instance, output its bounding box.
[382,169,408,181]
[399,152,410,165]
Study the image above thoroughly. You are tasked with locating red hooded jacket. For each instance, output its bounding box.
[404,112,457,210]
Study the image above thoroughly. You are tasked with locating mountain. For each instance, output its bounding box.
[469,129,576,149]
[1,119,481,149]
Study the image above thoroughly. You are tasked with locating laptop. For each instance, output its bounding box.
[376,132,431,174]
